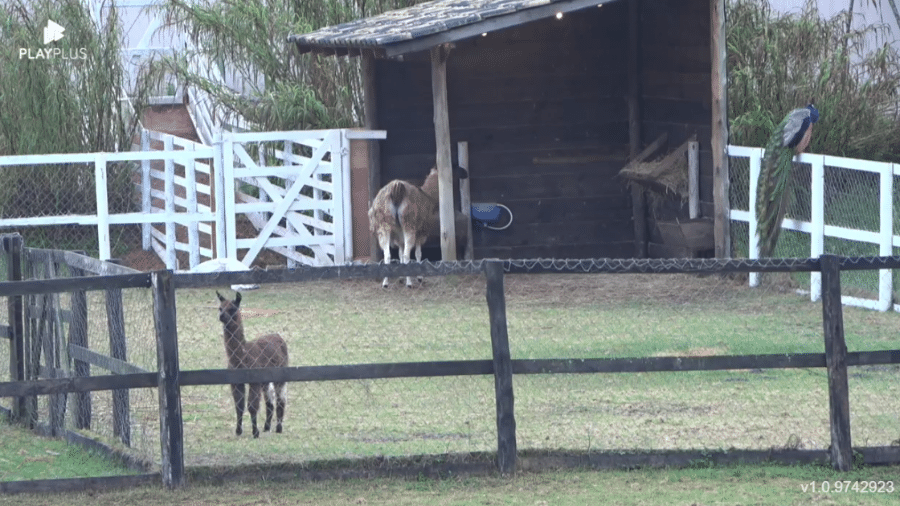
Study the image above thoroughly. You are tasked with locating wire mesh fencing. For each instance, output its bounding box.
[501,260,900,454]
[176,273,497,468]
[728,151,900,309]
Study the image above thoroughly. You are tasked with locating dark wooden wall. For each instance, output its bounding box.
[639,0,714,254]
[375,2,633,260]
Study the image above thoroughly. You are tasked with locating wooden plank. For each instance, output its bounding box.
[0,372,158,397]
[485,261,516,474]
[105,261,131,447]
[820,255,852,472]
[3,234,26,422]
[641,98,712,125]
[0,273,151,297]
[710,0,730,257]
[153,269,183,489]
[432,43,457,261]
[477,219,634,248]
[458,142,474,260]
[628,0,645,259]
[0,474,160,495]
[180,361,495,386]
[68,265,91,430]
[382,97,629,131]
[479,197,631,224]
[471,172,631,200]
[43,260,66,438]
[68,344,149,375]
[381,122,629,158]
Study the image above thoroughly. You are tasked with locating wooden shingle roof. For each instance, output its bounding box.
[288,0,613,57]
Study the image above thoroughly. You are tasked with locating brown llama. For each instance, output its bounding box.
[369,166,469,288]
[217,291,289,438]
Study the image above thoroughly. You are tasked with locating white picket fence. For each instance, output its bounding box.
[728,145,900,312]
[0,128,383,270]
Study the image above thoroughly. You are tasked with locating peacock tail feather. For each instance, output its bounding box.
[756,115,796,259]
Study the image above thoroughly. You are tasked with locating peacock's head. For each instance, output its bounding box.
[807,103,820,123]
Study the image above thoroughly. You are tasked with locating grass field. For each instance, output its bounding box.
[3,463,899,505]
[3,270,900,483]
[0,416,137,482]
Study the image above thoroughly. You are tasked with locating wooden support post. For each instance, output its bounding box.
[431,43,457,261]
[69,263,91,430]
[44,259,65,438]
[362,51,383,262]
[689,141,700,219]
[24,257,39,428]
[628,0,646,258]
[106,260,130,447]
[485,261,516,474]
[711,0,731,257]
[4,234,25,422]
[153,269,184,490]
[820,255,852,471]
[457,141,474,260]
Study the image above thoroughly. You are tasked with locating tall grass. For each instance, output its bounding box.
[727,0,900,162]
[153,0,429,131]
[0,0,152,252]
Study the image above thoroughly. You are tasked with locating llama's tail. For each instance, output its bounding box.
[388,182,406,228]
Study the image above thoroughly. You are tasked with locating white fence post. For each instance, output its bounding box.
[213,130,227,259]
[331,130,347,265]
[94,153,111,261]
[748,148,761,288]
[223,133,238,261]
[284,139,298,269]
[878,163,894,312]
[185,145,200,269]
[341,130,353,264]
[809,155,825,302]
[141,129,151,250]
[164,135,177,269]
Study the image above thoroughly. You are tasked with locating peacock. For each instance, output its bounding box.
[755,103,820,259]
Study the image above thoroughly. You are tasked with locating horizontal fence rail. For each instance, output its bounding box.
[727,145,900,312]
[2,254,899,492]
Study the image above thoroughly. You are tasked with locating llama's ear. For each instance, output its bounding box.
[234,291,242,306]
[216,291,225,302]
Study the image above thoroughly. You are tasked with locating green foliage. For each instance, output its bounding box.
[0,0,151,251]
[152,0,431,131]
[727,0,900,162]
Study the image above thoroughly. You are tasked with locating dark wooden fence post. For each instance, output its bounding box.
[820,254,852,471]
[106,259,130,447]
[3,234,25,422]
[153,269,184,489]
[484,261,516,474]
[69,260,91,430]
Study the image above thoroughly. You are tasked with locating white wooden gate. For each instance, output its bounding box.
[221,129,355,267]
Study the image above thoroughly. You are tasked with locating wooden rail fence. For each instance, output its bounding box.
[0,240,899,491]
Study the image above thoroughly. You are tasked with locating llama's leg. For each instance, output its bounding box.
[230,383,245,436]
[379,232,392,288]
[275,382,286,433]
[248,383,261,438]
[415,242,424,284]
[263,383,275,432]
[402,231,415,287]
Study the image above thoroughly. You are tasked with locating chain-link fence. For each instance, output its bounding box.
[729,150,900,309]
[2,254,899,483]
[177,274,497,467]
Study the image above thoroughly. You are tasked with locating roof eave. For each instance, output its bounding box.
[289,0,614,59]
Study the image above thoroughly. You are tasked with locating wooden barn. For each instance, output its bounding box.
[289,0,729,261]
